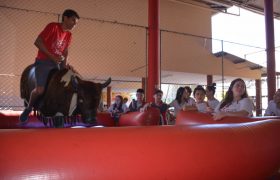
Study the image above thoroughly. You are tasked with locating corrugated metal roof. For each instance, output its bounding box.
[176,0,280,19]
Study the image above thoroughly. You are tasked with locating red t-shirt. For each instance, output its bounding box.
[36,22,72,60]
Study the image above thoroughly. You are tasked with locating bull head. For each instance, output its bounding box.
[72,76,111,125]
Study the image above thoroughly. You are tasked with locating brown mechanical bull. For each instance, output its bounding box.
[20,64,111,127]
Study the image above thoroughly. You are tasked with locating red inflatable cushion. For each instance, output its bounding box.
[176,110,280,125]
[119,107,160,126]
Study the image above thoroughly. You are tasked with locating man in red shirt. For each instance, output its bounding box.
[19,9,80,123]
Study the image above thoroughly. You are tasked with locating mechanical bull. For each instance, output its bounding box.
[20,64,111,127]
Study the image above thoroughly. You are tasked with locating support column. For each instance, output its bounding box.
[207,75,213,86]
[142,77,146,102]
[264,0,276,101]
[255,79,262,116]
[142,77,146,91]
[147,0,160,102]
[107,86,111,107]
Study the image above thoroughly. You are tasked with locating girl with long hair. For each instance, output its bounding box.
[169,87,188,117]
[213,78,254,120]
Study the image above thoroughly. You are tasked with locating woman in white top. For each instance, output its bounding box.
[213,78,254,121]
[169,87,188,117]
[123,97,129,110]
[206,83,219,111]
[264,89,280,116]
[193,85,208,113]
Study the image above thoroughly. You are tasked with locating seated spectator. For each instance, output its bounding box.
[169,87,188,118]
[141,89,169,125]
[213,78,254,121]
[192,85,208,113]
[206,83,220,111]
[128,88,145,112]
[264,89,280,116]
[184,86,196,106]
[108,95,128,125]
[123,97,128,109]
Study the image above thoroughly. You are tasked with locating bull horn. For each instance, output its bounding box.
[102,77,111,88]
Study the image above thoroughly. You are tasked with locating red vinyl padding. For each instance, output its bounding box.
[1,119,280,179]
[0,108,161,128]
[176,110,280,125]
[96,112,115,127]
[119,107,161,126]
[0,112,115,128]
[0,113,39,129]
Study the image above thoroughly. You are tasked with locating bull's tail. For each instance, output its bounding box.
[20,64,34,100]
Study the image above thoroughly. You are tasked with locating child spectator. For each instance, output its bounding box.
[184,86,196,106]
[128,89,145,112]
[123,97,129,110]
[264,89,280,116]
[141,89,169,125]
[206,83,219,112]
[108,95,128,125]
[213,78,254,120]
[193,85,208,113]
[169,87,188,117]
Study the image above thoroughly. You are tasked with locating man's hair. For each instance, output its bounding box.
[136,88,145,94]
[62,9,80,22]
[206,83,217,95]
[154,89,163,95]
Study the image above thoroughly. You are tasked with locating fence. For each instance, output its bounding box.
[0,5,147,110]
[1,4,279,114]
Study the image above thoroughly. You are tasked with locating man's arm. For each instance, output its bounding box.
[213,110,249,121]
[60,48,69,68]
[61,48,77,71]
[34,36,63,63]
